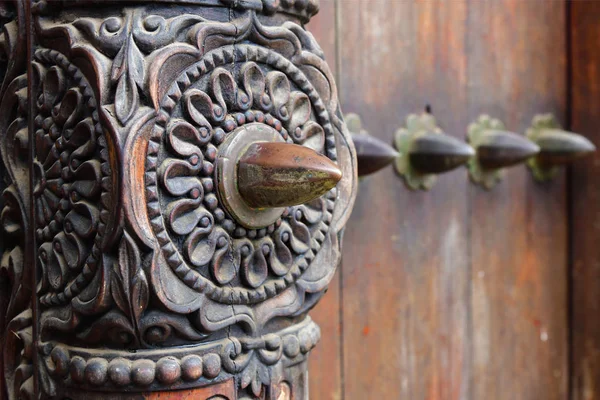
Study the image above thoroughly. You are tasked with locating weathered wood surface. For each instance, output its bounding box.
[468,2,568,399]
[338,2,472,398]
[0,1,356,398]
[309,1,569,399]
[570,2,600,399]
[306,2,343,399]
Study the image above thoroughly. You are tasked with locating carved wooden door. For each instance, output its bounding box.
[2,1,600,400]
[307,2,600,400]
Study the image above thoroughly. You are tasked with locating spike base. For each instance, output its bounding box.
[216,123,287,229]
[467,115,507,189]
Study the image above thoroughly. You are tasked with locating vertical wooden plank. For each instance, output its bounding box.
[570,3,600,399]
[305,0,337,77]
[337,2,471,398]
[305,2,342,399]
[468,2,568,399]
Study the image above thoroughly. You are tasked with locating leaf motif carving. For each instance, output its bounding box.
[287,92,311,135]
[76,310,136,346]
[139,310,207,346]
[110,232,149,341]
[240,357,271,397]
[211,238,239,286]
[112,34,144,125]
[184,88,223,125]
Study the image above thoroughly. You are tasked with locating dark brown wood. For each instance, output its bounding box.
[0,1,586,399]
[143,379,236,399]
[0,1,357,398]
[570,2,600,399]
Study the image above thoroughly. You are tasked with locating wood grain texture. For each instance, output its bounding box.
[468,2,568,400]
[570,2,600,399]
[143,379,236,399]
[337,2,471,398]
[331,1,569,399]
[305,2,343,399]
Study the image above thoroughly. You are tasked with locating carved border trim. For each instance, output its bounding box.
[40,317,320,392]
[32,0,320,23]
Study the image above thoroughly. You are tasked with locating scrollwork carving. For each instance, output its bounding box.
[0,1,32,398]
[151,56,334,305]
[0,1,357,398]
[32,0,320,24]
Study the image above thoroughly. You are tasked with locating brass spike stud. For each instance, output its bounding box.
[216,123,342,229]
[394,113,475,190]
[238,142,342,208]
[345,113,399,177]
[526,114,596,182]
[467,115,540,189]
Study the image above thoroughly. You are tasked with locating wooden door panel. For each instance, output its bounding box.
[306,3,343,399]
[307,1,570,399]
[468,3,568,400]
[337,2,471,398]
[570,2,600,399]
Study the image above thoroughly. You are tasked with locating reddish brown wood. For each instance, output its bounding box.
[328,1,569,399]
[305,2,344,399]
[570,2,600,399]
[468,2,568,399]
[144,379,236,399]
[337,2,471,398]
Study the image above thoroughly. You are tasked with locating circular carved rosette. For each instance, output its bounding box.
[146,44,353,319]
[32,49,111,305]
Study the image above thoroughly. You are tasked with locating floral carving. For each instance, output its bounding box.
[32,0,320,23]
[150,51,336,305]
[109,232,150,345]
[112,34,145,125]
[21,4,357,398]
[32,50,108,299]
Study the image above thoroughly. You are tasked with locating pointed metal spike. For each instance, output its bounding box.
[351,133,399,177]
[475,130,540,169]
[237,142,342,208]
[408,132,475,174]
[534,129,596,167]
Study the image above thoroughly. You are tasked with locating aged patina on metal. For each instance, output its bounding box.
[467,115,540,189]
[0,1,357,399]
[393,113,475,190]
[526,113,596,181]
[345,113,399,177]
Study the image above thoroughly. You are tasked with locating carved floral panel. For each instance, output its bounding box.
[0,1,356,399]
